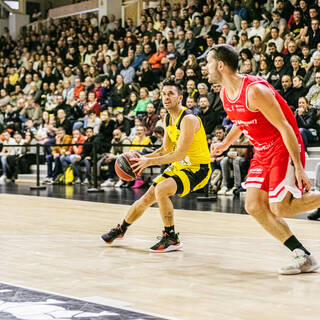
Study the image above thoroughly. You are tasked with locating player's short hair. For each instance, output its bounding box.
[209,44,239,72]
[162,78,183,96]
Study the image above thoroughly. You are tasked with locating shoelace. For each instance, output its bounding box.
[109,225,122,236]
[291,255,307,269]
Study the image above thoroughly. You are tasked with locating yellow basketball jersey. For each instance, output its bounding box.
[166,107,211,167]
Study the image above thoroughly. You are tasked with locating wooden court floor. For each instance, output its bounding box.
[0,193,319,320]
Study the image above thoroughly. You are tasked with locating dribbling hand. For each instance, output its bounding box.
[130,156,149,177]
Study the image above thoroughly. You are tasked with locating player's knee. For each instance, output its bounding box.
[154,182,175,200]
[245,201,265,217]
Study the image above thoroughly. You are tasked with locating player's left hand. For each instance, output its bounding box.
[295,166,311,191]
[131,156,150,177]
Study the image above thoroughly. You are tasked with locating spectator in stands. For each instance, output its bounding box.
[0,131,15,184]
[239,49,256,74]
[3,104,20,131]
[268,54,288,90]
[287,75,306,111]
[20,99,42,126]
[301,18,320,50]
[73,126,95,185]
[120,57,135,85]
[306,71,320,109]
[284,40,301,65]
[221,23,235,45]
[295,96,319,152]
[270,10,287,37]
[199,96,217,135]
[83,91,101,117]
[142,103,159,136]
[0,89,11,112]
[44,127,72,184]
[86,110,102,134]
[305,52,320,89]
[211,83,225,124]
[279,75,296,110]
[217,134,250,196]
[136,60,154,90]
[266,27,283,55]
[111,74,130,108]
[209,125,228,194]
[20,130,37,174]
[56,109,72,135]
[289,8,305,42]
[60,128,86,177]
[115,112,131,137]
[288,55,306,79]
[133,87,151,117]
[155,107,167,129]
[148,43,166,82]
[6,131,25,182]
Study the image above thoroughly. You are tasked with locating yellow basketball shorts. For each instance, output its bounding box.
[153,164,212,197]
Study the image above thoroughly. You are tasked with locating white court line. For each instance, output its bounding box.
[0,281,181,320]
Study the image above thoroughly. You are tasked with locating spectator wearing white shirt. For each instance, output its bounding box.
[248,19,265,41]
[0,131,15,184]
[266,27,284,54]
[120,57,135,85]
[221,23,236,44]
[212,10,226,33]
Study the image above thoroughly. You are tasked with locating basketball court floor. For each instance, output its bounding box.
[0,185,319,319]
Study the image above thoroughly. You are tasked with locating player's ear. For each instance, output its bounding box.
[218,60,224,71]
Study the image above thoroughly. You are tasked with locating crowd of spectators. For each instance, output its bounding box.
[1,0,320,194]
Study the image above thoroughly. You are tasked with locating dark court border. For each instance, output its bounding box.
[0,282,179,320]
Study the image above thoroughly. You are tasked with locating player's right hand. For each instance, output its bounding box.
[210,142,228,157]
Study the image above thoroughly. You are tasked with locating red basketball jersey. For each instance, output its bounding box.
[222,74,300,152]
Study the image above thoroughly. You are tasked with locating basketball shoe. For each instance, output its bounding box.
[149,231,183,252]
[101,224,126,244]
[278,249,320,275]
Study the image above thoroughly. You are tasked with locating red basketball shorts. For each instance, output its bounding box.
[242,135,305,203]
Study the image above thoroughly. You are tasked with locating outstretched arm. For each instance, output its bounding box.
[248,83,311,190]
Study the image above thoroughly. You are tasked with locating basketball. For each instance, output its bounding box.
[115,151,141,181]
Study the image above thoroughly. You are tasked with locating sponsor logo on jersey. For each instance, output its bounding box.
[233,119,258,126]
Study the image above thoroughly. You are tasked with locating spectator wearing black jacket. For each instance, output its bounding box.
[73,126,95,184]
[56,109,73,135]
[199,96,219,135]
[96,110,116,153]
[115,112,131,137]
[295,96,318,152]
[291,75,308,111]
[267,54,288,90]
[279,75,296,110]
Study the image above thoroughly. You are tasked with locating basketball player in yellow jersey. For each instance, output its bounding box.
[101,78,212,252]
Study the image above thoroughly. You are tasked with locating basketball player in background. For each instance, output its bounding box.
[101,79,212,252]
[207,44,320,275]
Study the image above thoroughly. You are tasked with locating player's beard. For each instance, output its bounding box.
[209,66,222,85]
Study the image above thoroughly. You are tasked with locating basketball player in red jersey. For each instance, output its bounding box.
[207,44,320,275]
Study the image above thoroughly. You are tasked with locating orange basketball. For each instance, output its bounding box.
[115,151,141,181]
